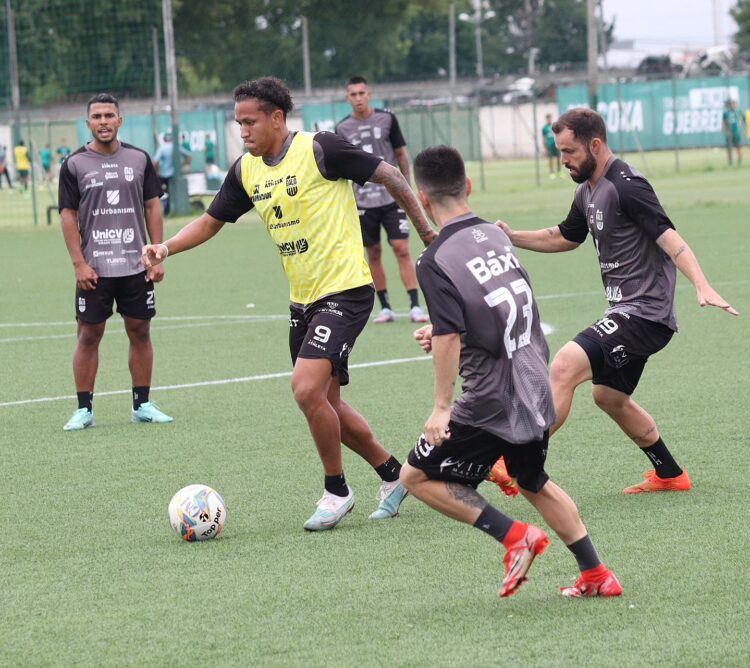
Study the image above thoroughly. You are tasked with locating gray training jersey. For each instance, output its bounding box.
[416,214,555,443]
[559,156,678,331]
[334,109,406,209]
[58,142,161,277]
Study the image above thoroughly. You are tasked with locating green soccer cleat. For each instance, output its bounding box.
[369,480,408,520]
[303,488,355,531]
[131,401,174,424]
[63,408,94,432]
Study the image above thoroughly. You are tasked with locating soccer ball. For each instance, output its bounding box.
[168,484,227,542]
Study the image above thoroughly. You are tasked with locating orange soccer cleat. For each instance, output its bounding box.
[623,469,691,494]
[487,457,519,498]
[560,565,623,598]
[499,523,550,598]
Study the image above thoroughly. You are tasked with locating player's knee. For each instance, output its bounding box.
[77,324,104,347]
[550,347,587,389]
[391,241,411,261]
[291,381,324,413]
[399,463,423,491]
[591,385,627,414]
[366,244,383,262]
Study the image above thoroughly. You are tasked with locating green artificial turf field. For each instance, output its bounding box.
[1,151,748,666]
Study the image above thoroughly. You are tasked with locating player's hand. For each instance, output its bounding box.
[424,407,451,447]
[147,263,165,283]
[142,243,169,270]
[74,261,98,291]
[413,324,433,353]
[496,219,514,239]
[697,285,739,316]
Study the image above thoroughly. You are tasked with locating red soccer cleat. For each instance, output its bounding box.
[499,524,550,598]
[560,565,623,598]
[487,457,519,498]
[623,469,691,494]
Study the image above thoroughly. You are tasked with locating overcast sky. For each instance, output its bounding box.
[601,0,739,49]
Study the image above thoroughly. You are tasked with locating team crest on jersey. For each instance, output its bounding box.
[124,166,134,182]
[374,126,382,139]
[272,205,283,219]
[285,174,298,197]
[595,209,604,230]
[78,297,86,313]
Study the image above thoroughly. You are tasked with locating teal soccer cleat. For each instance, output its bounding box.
[63,408,94,431]
[131,401,174,424]
[303,488,355,531]
[369,480,408,520]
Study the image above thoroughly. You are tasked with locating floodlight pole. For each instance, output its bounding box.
[473,0,484,79]
[162,0,190,215]
[302,16,312,96]
[587,0,598,110]
[6,0,21,145]
[152,25,162,104]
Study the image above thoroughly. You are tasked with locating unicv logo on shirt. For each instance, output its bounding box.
[92,227,136,243]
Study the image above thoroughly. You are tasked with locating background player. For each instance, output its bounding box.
[336,76,428,324]
[401,145,621,598]
[59,93,174,431]
[498,108,738,493]
[542,113,561,178]
[143,77,436,531]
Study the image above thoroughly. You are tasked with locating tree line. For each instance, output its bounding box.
[3,0,607,106]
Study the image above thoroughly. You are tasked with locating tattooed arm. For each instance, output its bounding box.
[370,161,436,245]
[656,228,738,315]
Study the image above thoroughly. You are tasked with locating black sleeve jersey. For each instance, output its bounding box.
[206,157,253,223]
[142,154,161,201]
[616,171,674,240]
[416,252,465,337]
[388,112,407,150]
[57,146,87,211]
[558,185,589,243]
[313,131,382,185]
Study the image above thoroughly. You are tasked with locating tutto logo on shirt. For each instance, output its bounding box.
[276,238,309,256]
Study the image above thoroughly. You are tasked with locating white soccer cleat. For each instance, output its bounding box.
[373,307,395,324]
[303,488,355,531]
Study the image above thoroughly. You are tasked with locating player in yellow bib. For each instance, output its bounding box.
[143,77,436,531]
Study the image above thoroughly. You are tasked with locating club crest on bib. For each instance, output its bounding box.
[285,174,298,197]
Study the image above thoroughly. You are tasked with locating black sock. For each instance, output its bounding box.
[566,534,602,571]
[407,289,420,309]
[132,386,150,410]
[374,456,401,482]
[324,473,349,497]
[473,504,514,543]
[642,437,682,478]
[377,289,391,310]
[77,391,93,412]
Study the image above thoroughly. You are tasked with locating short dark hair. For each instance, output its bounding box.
[233,77,293,119]
[413,145,467,202]
[346,76,368,87]
[552,108,607,144]
[87,93,120,114]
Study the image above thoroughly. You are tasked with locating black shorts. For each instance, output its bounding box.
[289,285,374,386]
[573,312,674,395]
[359,203,409,247]
[75,271,156,324]
[407,421,550,493]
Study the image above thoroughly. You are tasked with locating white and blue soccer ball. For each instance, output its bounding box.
[168,484,227,542]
